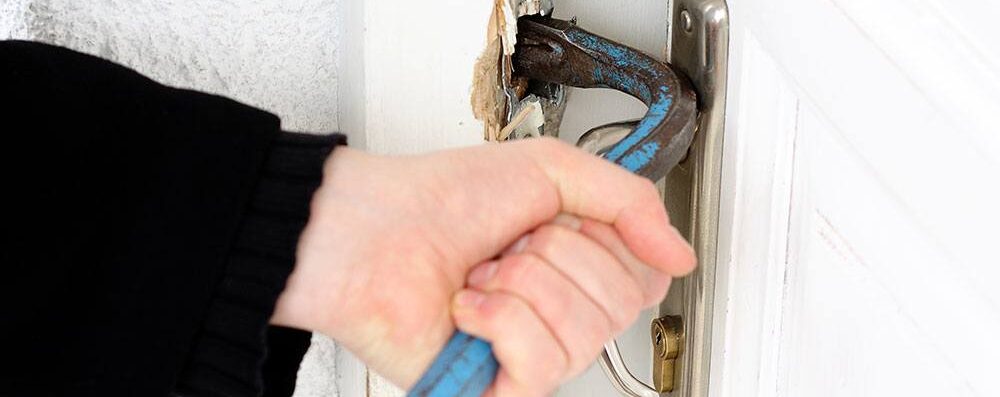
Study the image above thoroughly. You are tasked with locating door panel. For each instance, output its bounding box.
[719,0,1000,395]
[781,107,990,396]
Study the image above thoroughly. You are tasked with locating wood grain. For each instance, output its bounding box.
[717,0,1000,395]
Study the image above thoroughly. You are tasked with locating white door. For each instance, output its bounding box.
[332,0,1000,395]
[714,0,1000,396]
[9,0,996,395]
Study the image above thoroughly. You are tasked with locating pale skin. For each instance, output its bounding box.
[271,137,697,396]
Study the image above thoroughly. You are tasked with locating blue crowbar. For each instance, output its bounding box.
[408,15,698,397]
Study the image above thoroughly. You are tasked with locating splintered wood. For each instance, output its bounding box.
[471,1,506,142]
[471,0,548,141]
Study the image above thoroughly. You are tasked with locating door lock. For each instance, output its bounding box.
[652,316,683,392]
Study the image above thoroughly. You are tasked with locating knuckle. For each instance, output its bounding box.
[609,306,640,333]
[606,290,643,332]
[541,297,575,337]
[681,247,699,270]
[588,314,614,347]
[568,316,612,373]
[622,285,645,312]
[480,293,515,323]
[534,136,563,151]
[530,225,570,256]
[490,293,518,314]
[638,179,662,205]
[496,254,537,288]
[475,300,501,323]
[539,346,569,386]
[547,288,575,323]
[644,273,672,307]
[488,297,535,333]
[532,137,577,170]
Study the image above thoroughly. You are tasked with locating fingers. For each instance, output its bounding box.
[452,290,567,396]
[456,215,676,394]
[509,138,697,276]
[466,254,613,374]
[461,219,659,394]
[520,225,644,331]
[551,213,671,308]
[572,216,673,307]
[488,370,549,397]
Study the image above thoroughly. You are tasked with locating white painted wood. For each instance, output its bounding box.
[714,0,1000,395]
[713,33,800,396]
[338,0,494,156]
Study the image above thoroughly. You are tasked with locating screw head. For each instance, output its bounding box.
[680,9,694,33]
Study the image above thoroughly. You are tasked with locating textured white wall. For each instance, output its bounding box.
[0,1,349,395]
[0,0,341,133]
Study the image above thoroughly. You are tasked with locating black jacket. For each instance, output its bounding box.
[0,41,342,397]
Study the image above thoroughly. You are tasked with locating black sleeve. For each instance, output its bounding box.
[0,40,343,397]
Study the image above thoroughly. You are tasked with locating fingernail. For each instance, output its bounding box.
[467,261,499,287]
[551,213,582,231]
[503,234,531,256]
[455,290,486,308]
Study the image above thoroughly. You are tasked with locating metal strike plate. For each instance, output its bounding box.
[657,0,729,396]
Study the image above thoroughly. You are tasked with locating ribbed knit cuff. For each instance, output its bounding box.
[175,132,345,397]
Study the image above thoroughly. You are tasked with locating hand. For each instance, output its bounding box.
[271,138,696,395]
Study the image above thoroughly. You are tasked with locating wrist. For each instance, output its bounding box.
[270,272,322,331]
[270,147,367,336]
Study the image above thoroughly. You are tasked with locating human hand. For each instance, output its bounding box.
[271,138,696,395]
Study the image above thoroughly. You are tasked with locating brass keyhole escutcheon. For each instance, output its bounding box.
[652,316,683,393]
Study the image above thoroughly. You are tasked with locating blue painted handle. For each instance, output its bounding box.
[408,331,498,397]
